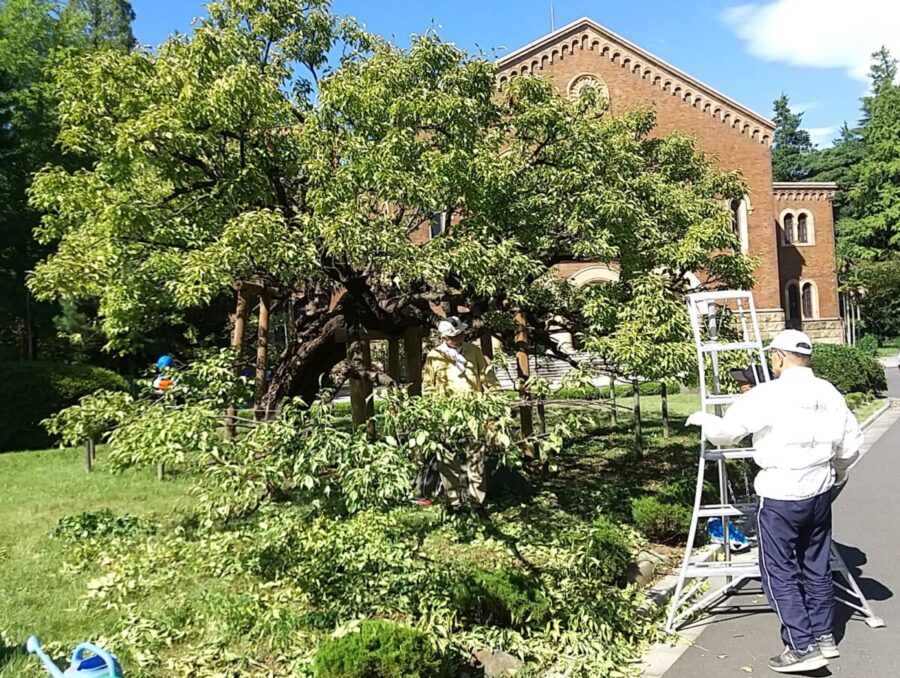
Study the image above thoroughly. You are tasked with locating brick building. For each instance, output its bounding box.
[494,17,843,343]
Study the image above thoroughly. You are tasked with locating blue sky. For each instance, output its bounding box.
[132,0,900,148]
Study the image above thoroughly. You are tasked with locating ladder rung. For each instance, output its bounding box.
[703,447,756,460]
[688,290,754,303]
[700,341,763,353]
[697,503,757,518]
[704,393,740,406]
[684,562,760,578]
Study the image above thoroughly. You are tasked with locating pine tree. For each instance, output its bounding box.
[64,0,136,51]
[771,93,814,182]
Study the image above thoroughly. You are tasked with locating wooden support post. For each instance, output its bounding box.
[387,338,401,381]
[480,331,494,360]
[515,310,534,446]
[85,439,94,473]
[404,328,424,396]
[661,381,670,440]
[633,381,643,457]
[610,376,618,425]
[225,285,249,440]
[157,463,165,481]
[254,290,271,421]
[349,339,375,437]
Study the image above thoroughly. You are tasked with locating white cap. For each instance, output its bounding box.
[767,329,813,356]
[438,316,467,338]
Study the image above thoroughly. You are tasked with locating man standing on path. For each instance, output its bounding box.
[422,316,499,515]
[687,330,864,674]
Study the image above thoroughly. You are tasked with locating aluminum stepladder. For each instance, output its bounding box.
[664,290,885,633]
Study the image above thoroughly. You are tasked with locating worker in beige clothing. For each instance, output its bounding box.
[422,316,499,514]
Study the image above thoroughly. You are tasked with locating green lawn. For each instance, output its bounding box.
[877,347,899,357]
[0,448,190,676]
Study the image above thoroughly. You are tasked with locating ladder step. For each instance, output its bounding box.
[700,341,764,353]
[696,502,757,518]
[704,393,740,406]
[703,447,756,460]
[684,561,760,579]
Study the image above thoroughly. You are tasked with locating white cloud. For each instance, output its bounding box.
[792,101,820,114]
[722,0,900,81]
[806,125,840,146]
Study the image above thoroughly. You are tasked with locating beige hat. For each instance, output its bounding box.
[438,316,467,338]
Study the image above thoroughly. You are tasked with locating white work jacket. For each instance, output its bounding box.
[693,367,864,501]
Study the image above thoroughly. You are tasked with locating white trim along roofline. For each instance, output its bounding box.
[496,16,774,132]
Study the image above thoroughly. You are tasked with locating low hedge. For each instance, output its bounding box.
[809,344,885,395]
[0,361,128,451]
[312,620,457,678]
[631,496,693,544]
[553,380,680,401]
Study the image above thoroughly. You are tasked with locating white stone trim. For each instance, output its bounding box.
[778,208,816,247]
[568,264,620,286]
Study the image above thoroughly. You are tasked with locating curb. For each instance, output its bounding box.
[638,544,722,615]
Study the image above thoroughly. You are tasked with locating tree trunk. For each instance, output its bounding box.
[633,381,643,457]
[661,381,670,440]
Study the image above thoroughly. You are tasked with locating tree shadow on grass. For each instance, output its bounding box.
[0,639,28,671]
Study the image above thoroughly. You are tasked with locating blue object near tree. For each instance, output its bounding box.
[26,636,124,678]
[156,354,174,370]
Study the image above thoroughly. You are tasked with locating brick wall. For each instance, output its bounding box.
[773,184,842,342]
[497,21,782,311]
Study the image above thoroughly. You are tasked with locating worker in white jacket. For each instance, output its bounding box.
[687,329,864,674]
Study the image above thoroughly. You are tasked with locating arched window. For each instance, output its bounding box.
[730,199,741,236]
[785,281,801,328]
[801,283,815,319]
[783,213,794,244]
[429,213,446,239]
[797,213,808,244]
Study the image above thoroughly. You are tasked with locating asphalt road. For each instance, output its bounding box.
[664,367,900,678]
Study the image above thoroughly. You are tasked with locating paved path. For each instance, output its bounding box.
[661,399,900,678]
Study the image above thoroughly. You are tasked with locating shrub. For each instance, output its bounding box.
[631,496,692,544]
[450,568,551,628]
[580,514,634,586]
[0,361,129,451]
[312,620,456,678]
[553,380,680,401]
[856,334,879,357]
[658,476,715,506]
[52,510,156,541]
[845,391,874,413]
[809,344,886,395]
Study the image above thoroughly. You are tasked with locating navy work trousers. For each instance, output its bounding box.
[757,491,834,650]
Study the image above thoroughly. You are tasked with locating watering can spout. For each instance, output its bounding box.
[26,636,65,678]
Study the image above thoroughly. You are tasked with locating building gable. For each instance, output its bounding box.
[496,17,775,146]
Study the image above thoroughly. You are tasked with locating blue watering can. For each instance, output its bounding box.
[26,636,123,678]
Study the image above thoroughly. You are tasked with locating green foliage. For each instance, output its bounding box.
[631,496,692,544]
[51,509,155,541]
[312,620,457,678]
[855,257,900,339]
[27,0,752,394]
[810,343,886,394]
[845,391,875,413]
[451,568,550,628]
[553,380,679,401]
[840,49,900,265]
[771,93,814,182]
[578,514,635,586]
[0,360,127,450]
[856,334,879,356]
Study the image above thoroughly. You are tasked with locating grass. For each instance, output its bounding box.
[876,347,898,357]
[855,398,888,424]
[0,447,190,676]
